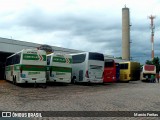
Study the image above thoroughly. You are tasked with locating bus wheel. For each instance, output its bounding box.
[34,82,38,88]
[12,76,15,85]
[71,76,76,84]
[14,76,17,86]
[42,84,47,88]
[86,82,91,86]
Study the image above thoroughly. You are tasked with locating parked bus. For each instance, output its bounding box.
[140,65,156,82]
[119,61,140,82]
[115,63,120,81]
[103,59,116,83]
[71,52,104,83]
[5,49,47,84]
[46,53,72,83]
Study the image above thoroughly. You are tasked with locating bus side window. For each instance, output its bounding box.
[72,54,86,64]
[120,63,128,69]
[14,53,21,64]
[7,57,13,65]
[105,60,114,67]
[6,58,10,66]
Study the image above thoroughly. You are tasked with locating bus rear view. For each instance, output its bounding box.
[103,59,116,83]
[141,65,156,82]
[71,52,104,83]
[119,61,140,82]
[5,49,47,85]
[46,53,72,83]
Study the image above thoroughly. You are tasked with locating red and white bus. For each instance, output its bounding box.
[140,64,156,81]
[103,59,116,83]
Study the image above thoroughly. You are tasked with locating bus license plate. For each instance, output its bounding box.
[32,78,36,80]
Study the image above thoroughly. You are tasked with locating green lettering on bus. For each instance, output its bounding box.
[53,57,72,63]
[23,54,46,61]
[28,72,40,75]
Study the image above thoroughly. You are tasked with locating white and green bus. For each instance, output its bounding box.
[46,53,72,83]
[5,49,47,84]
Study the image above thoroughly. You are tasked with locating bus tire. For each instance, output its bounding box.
[42,84,47,88]
[14,76,17,86]
[71,76,76,84]
[34,82,38,88]
[12,76,15,85]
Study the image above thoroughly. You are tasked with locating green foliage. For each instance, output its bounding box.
[145,60,153,65]
[145,57,160,73]
[115,57,122,59]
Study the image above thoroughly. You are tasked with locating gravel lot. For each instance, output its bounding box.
[0,80,160,120]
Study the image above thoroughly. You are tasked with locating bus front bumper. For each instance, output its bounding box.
[86,78,103,83]
[20,78,46,83]
[47,77,71,83]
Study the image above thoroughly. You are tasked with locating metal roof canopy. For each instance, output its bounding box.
[0,37,83,54]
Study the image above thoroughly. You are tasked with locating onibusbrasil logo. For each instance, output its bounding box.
[1,112,42,118]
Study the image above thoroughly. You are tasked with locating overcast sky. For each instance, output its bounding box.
[0,0,160,64]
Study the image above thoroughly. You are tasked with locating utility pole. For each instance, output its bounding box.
[149,15,155,60]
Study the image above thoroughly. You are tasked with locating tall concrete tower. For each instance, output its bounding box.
[122,6,130,60]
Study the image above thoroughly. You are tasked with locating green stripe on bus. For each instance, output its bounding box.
[13,64,46,71]
[47,66,72,73]
[23,54,46,61]
[22,65,46,71]
[53,57,72,63]
[14,64,21,70]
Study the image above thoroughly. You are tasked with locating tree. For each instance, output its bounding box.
[115,57,122,59]
[152,57,160,73]
[145,60,153,65]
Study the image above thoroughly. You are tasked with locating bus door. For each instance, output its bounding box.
[79,70,83,81]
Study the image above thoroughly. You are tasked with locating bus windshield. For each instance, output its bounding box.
[120,63,128,69]
[89,53,104,61]
[105,60,114,67]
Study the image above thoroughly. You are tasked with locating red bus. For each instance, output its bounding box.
[103,59,116,83]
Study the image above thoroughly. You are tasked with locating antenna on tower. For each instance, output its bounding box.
[148,15,156,60]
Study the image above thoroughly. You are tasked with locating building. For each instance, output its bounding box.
[0,37,126,80]
[0,37,83,79]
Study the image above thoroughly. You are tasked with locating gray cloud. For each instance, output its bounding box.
[1,1,160,64]
[13,6,122,56]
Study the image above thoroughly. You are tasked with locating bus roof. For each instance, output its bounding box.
[105,59,114,62]
[69,52,103,56]
[119,61,140,64]
[7,49,46,59]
